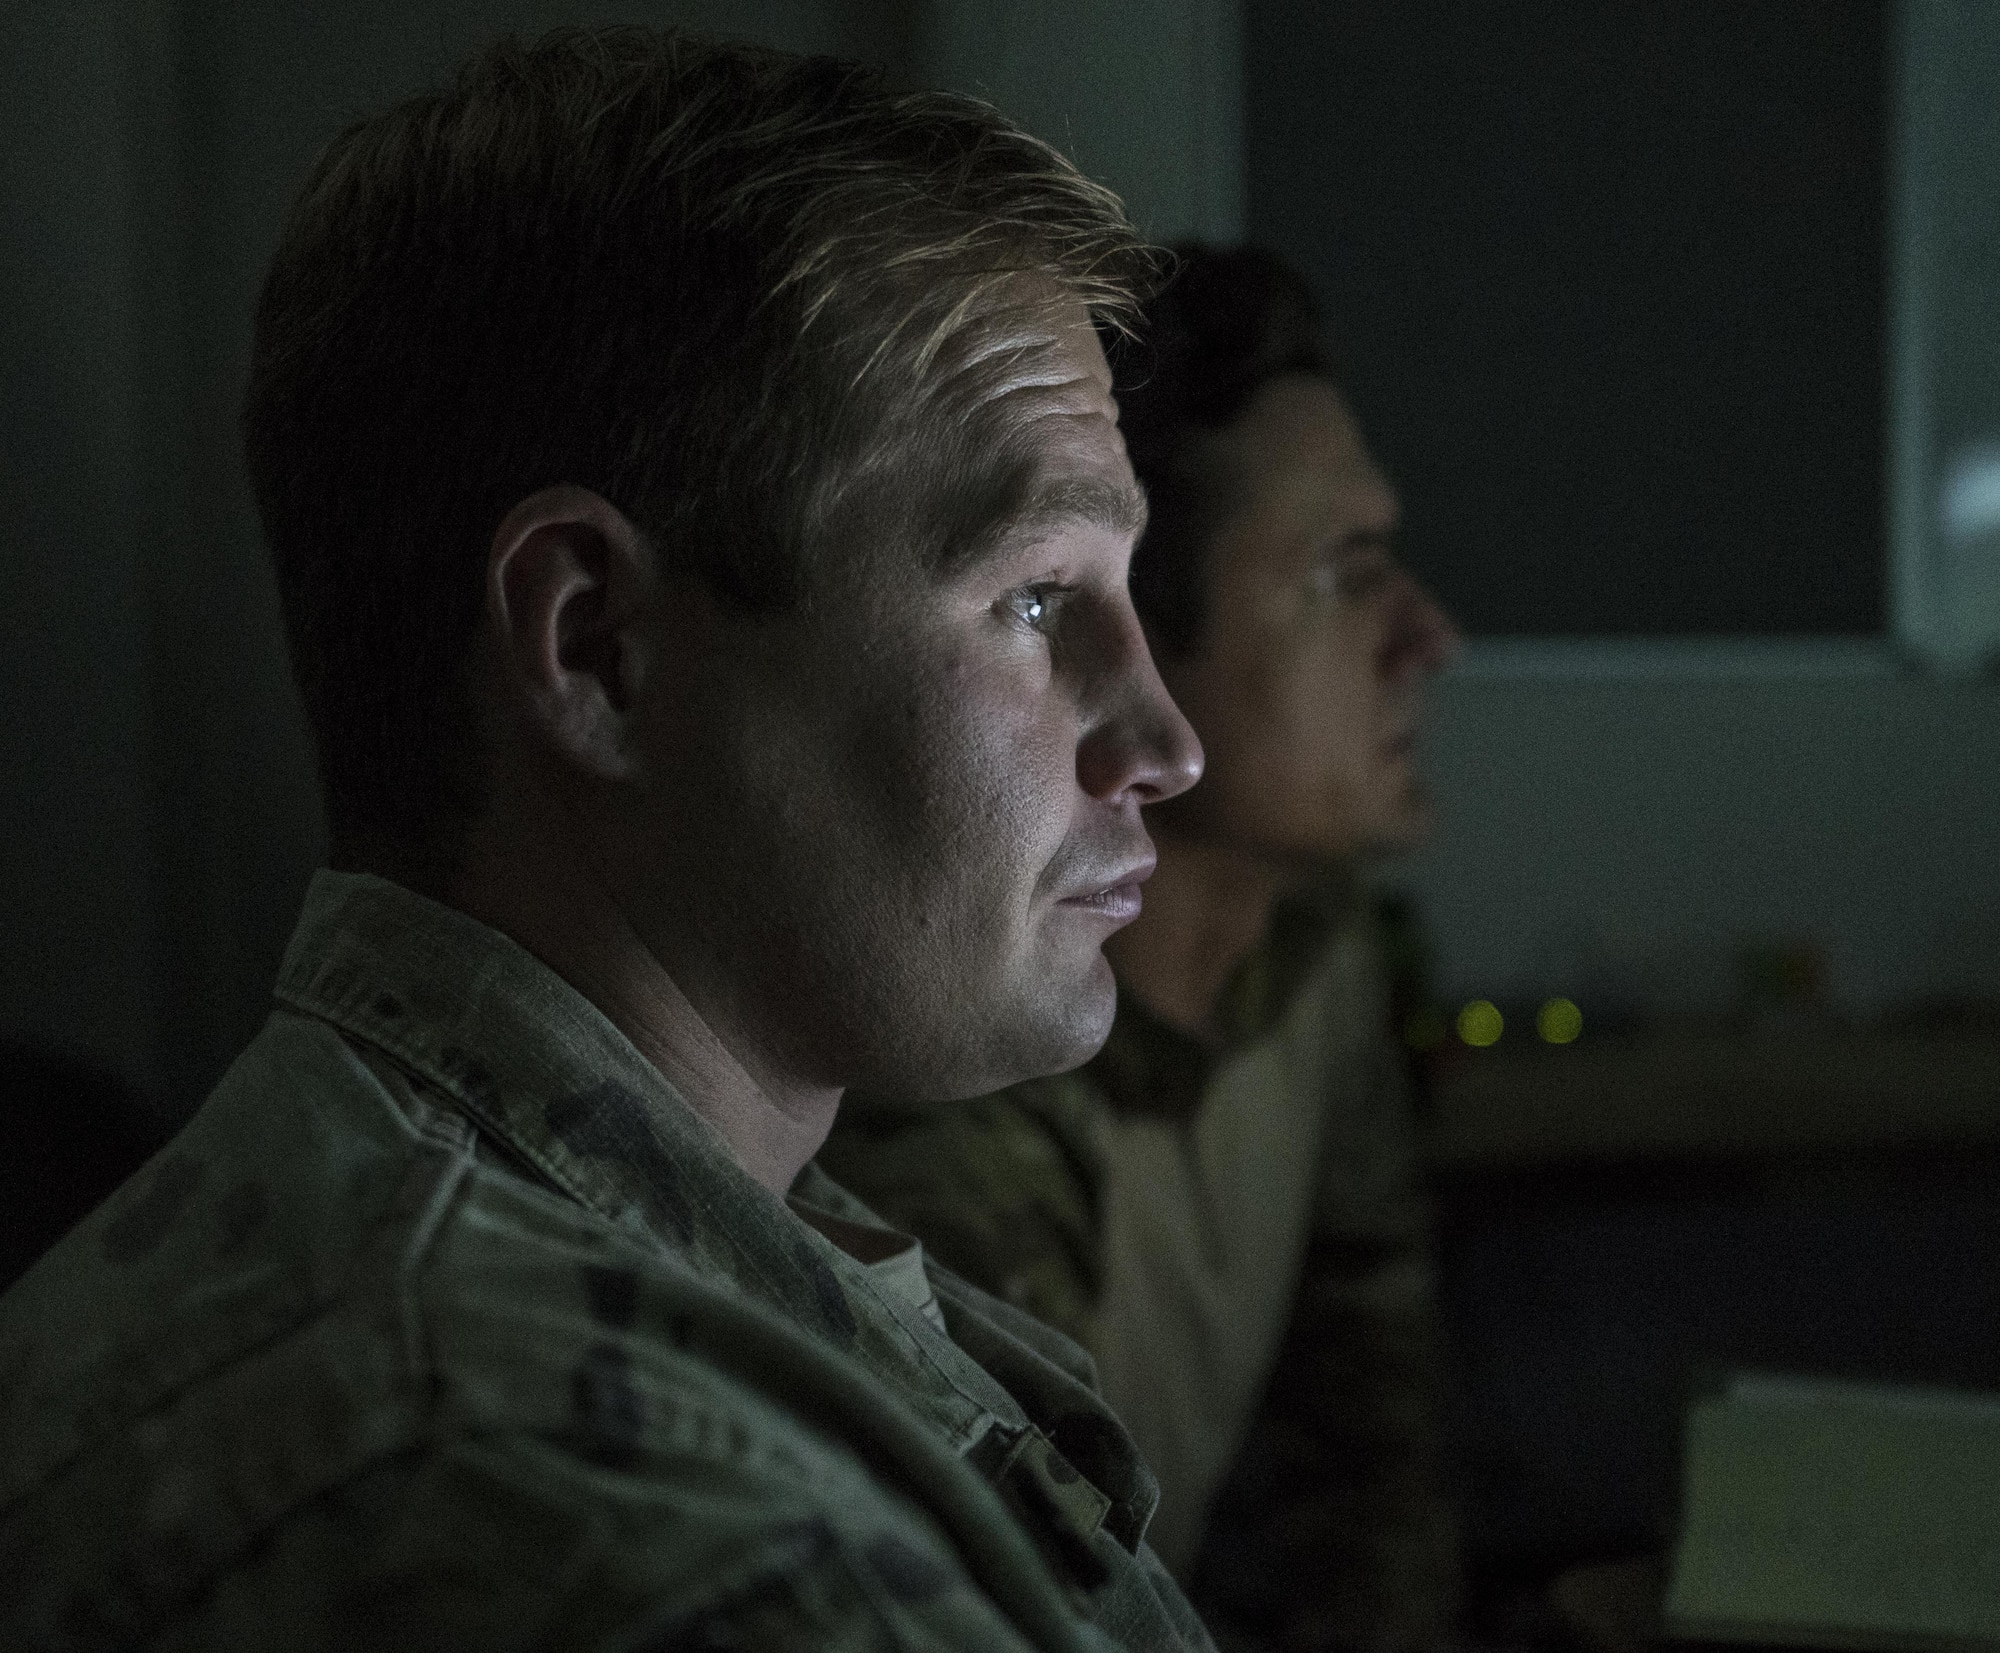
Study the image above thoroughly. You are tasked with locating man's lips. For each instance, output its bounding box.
[1056,856,1156,923]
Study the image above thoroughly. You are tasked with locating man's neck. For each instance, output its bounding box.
[1104,831,1312,1041]
[444,816,839,1198]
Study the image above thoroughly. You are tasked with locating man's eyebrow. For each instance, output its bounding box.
[1326,527,1399,556]
[1001,476,1150,547]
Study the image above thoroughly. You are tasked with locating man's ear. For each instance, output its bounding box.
[485,485,655,780]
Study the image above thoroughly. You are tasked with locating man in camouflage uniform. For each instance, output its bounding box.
[823,247,1464,1653]
[0,30,1214,1650]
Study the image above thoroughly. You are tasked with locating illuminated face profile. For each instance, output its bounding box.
[1154,374,1459,868]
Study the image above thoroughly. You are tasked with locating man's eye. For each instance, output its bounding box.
[1002,584,1069,633]
[1310,556,1390,602]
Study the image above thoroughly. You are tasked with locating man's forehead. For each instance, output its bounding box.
[940,432,1147,578]
[1214,376,1398,531]
[916,278,1138,569]
[942,285,1116,418]
[979,365,1145,559]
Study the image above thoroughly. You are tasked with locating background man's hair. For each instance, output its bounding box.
[1110,244,1333,658]
[244,26,1154,878]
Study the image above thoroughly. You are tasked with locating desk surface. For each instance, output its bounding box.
[1422,1030,2000,1173]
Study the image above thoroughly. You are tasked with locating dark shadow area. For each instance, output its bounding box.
[1246,0,1886,636]
[0,1041,171,1292]
[1437,1145,2000,1631]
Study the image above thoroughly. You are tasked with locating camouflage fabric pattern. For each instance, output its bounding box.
[816,1076,1107,1347]
[814,885,1357,1349]
[823,883,1461,1653]
[0,872,1214,1653]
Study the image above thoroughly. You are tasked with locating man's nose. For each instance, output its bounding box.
[1386,574,1461,681]
[1076,607,1204,806]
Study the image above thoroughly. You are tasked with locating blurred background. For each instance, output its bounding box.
[5,0,1999,1620]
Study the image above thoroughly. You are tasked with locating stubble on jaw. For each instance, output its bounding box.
[677,574,1101,1105]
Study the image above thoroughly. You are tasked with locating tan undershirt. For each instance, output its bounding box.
[790,1197,948,1332]
[1086,919,1375,1570]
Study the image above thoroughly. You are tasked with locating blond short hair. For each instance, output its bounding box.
[244,27,1155,869]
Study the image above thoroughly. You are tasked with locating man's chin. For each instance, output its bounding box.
[844,950,1114,1104]
[967,950,1117,1094]
[1059,949,1120,1058]
[1362,776,1436,855]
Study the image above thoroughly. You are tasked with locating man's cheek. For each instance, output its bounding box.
[930,683,1063,820]
[995,711,1079,845]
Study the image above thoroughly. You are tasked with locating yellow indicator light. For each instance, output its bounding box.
[1403,1007,1447,1052]
[1457,1000,1504,1047]
[1537,997,1584,1044]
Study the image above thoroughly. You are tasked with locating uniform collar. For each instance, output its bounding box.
[275,869,751,1253]
[272,870,1029,1438]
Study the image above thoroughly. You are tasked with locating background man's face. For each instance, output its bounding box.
[621,299,1201,1101]
[1156,374,1459,867]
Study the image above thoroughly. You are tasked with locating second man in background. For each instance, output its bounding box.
[823,244,1464,1653]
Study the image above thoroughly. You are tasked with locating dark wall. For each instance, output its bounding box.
[0,0,889,1117]
[1245,0,1886,636]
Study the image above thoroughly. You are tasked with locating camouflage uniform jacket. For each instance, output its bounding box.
[0,872,1214,1653]
[821,882,1460,1653]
